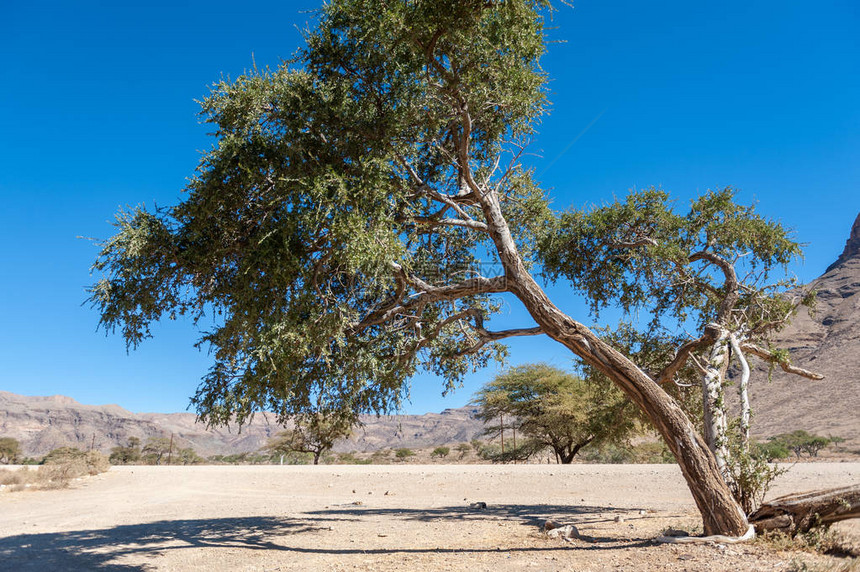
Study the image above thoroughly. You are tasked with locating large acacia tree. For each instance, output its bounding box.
[91,0,750,536]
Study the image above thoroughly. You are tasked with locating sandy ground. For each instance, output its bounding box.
[0,463,858,571]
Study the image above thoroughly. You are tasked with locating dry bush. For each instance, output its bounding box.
[0,450,111,492]
[761,528,860,560]
[0,467,37,491]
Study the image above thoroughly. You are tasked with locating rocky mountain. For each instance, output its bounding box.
[0,391,486,458]
[749,213,860,448]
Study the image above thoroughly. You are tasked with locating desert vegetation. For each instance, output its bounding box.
[0,447,110,491]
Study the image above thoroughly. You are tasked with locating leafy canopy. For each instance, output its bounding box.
[264,411,354,464]
[472,363,635,463]
[540,186,803,335]
[90,0,554,425]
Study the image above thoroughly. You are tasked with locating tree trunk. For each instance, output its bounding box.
[483,190,749,537]
[749,486,860,535]
[507,274,748,535]
[702,330,730,470]
[728,333,751,450]
[313,451,321,465]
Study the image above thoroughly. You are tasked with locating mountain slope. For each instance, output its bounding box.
[0,391,485,458]
[749,213,860,446]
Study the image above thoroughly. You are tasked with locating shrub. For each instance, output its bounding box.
[582,444,634,464]
[769,431,838,459]
[0,437,21,464]
[394,448,414,461]
[0,449,110,491]
[725,443,787,515]
[455,443,472,459]
[431,446,450,459]
[752,440,791,462]
[336,452,371,464]
[629,441,675,464]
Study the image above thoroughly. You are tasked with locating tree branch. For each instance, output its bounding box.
[740,342,825,380]
[656,326,720,385]
[352,265,508,333]
[454,325,544,357]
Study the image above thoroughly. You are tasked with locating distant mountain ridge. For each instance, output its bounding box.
[0,391,486,458]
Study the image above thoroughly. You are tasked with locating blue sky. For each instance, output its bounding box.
[1,1,858,416]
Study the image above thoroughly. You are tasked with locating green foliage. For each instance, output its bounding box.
[264,412,355,464]
[334,452,372,465]
[581,443,634,464]
[142,437,174,465]
[207,452,272,465]
[540,187,803,334]
[454,443,472,459]
[41,447,86,464]
[724,430,788,515]
[89,0,554,428]
[109,436,142,465]
[472,363,636,464]
[769,430,836,459]
[0,437,21,464]
[580,440,675,464]
[752,440,791,462]
[394,448,414,460]
[176,447,204,465]
[431,446,450,458]
[41,448,111,479]
[478,438,543,463]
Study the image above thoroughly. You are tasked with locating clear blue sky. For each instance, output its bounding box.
[1,1,858,416]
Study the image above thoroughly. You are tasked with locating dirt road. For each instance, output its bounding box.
[0,463,857,571]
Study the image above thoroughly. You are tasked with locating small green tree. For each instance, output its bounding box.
[109,436,142,465]
[431,446,450,459]
[142,437,173,465]
[539,188,822,512]
[473,364,636,464]
[176,447,204,465]
[394,448,415,461]
[265,412,354,465]
[0,437,21,464]
[455,443,472,459]
[770,430,834,459]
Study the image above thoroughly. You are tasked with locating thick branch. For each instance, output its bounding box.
[454,325,543,357]
[396,155,481,222]
[352,267,508,333]
[689,251,739,323]
[728,333,751,447]
[412,217,488,232]
[740,342,825,380]
[750,485,860,535]
[657,326,720,386]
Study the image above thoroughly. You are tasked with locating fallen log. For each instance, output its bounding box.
[749,485,860,536]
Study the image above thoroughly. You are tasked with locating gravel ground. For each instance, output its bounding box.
[0,463,858,571]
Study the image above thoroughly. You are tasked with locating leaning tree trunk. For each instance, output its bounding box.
[749,485,860,535]
[481,185,749,537]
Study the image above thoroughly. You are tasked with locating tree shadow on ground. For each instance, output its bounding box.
[0,504,660,570]
[309,501,647,528]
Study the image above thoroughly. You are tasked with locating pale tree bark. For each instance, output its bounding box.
[701,327,730,471]
[728,333,752,450]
